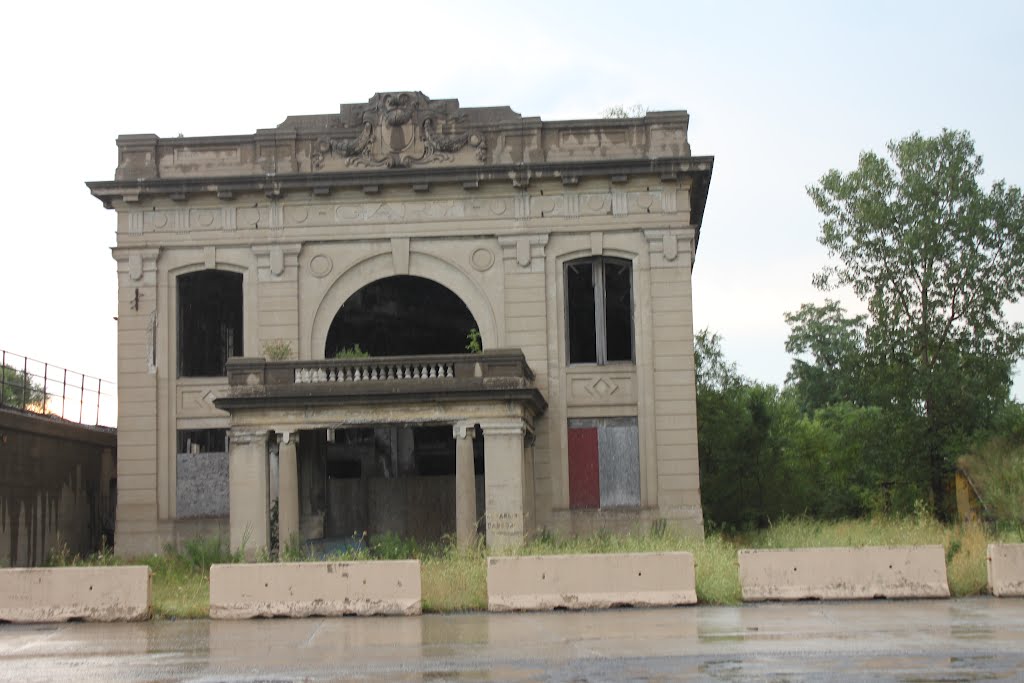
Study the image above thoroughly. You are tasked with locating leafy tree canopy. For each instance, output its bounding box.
[810,129,1024,379]
[791,129,1024,509]
[1,364,45,410]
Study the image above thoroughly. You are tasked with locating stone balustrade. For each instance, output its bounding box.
[294,359,456,384]
[219,349,546,416]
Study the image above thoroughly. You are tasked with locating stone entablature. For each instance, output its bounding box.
[96,91,698,183]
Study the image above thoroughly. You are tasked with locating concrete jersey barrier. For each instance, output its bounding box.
[209,560,421,618]
[0,566,151,623]
[487,552,697,611]
[738,545,949,601]
[987,544,1024,597]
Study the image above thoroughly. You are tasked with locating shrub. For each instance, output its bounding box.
[959,437,1024,525]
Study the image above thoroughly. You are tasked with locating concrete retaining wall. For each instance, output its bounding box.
[987,544,1024,597]
[487,552,697,611]
[209,560,421,618]
[0,409,116,567]
[738,546,949,601]
[0,566,151,622]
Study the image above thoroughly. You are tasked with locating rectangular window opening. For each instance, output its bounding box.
[178,270,243,377]
[566,257,633,365]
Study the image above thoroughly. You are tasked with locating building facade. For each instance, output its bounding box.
[88,92,713,556]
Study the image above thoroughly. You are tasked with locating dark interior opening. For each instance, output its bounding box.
[178,270,243,377]
[567,261,597,363]
[566,257,633,364]
[604,260,633,361]
[325,275,478,357]
[176,428,227,454]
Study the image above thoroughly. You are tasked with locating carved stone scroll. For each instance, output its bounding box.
[312,92,486,170]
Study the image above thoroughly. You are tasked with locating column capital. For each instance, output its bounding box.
[477,418,531,438]
[229,427,269,446]
[274,430,299,445]
[453,421,477,439]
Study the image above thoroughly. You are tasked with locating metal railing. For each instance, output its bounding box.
[0,349,117,427]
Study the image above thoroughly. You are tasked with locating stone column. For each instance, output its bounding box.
[277,431,300,550]
[480,419,530,550]
[228,428,270,559]
[453,422,478,549]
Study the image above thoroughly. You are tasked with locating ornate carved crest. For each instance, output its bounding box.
[312,92,487,170]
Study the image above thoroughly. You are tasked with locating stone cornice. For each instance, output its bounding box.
[87,157,712,199]
[87,157,714,228]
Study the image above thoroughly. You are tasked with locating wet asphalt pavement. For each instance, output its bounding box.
[1,597,1022,681]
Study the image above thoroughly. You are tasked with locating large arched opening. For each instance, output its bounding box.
[324,275,479,357]
[300,275,485,549]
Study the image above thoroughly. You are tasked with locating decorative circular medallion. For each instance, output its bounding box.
[196,210,215,228]
[152,212,168,229]
[309,254,333,278]
[238,208,260,228]
[287,206,309,224]
[586,194,608,212]
[489,199,507,216]
[471,248,495,272]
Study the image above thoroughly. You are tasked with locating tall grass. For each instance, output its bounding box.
[47,535,234,619]
[145,536,237,619]
[960,437,1024,526]
[44,518,1010,615]
[421,544,489,612]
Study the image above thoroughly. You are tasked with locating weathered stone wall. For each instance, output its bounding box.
[0,409,115,567]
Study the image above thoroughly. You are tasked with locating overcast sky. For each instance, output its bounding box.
[2,0,1022,402]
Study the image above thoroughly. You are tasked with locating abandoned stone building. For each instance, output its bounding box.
[87,92,713,557]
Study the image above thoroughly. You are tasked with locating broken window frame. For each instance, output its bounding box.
[565,256,635,365]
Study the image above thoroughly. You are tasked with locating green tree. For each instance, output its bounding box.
[805,129,1024,511]
[1,364,45,410]
[696,330,803,528]
[784,300,867,412]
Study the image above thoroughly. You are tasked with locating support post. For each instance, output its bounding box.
[480,418,530,550]
[228,428,269,559]
[278,431,300,551]
[453,422,478,549]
